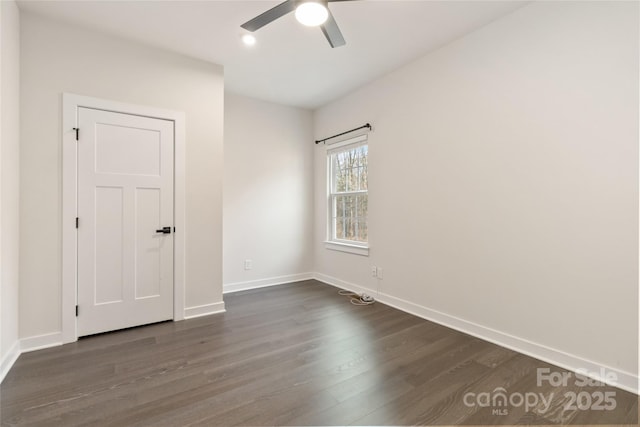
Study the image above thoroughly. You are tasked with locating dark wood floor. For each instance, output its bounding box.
[1,280,637,426]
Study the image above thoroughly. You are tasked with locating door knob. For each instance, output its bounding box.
[155,226,171,234]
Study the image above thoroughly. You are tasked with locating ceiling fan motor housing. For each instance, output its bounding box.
[241,0,349,48]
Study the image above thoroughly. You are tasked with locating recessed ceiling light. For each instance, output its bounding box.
[241,34,256,46]
[295,2,329,27]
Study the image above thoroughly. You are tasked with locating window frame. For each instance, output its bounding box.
[325,134,369,256]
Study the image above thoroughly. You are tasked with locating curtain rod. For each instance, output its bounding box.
[315,123,372,145]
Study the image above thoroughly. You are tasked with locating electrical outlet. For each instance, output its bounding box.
[244,259,253,270]
[371,266,377,277]
[377,267,383,279]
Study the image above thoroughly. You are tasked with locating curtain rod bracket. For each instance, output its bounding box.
[315,123,372,145]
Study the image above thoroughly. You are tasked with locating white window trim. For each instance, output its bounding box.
[324,240,370,256]
[326,134,369,256]
[327,133,367,152]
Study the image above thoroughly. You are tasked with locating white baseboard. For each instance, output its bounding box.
[313,273,639,395]
[314,272,372,297]
[184,301,226,319]
[0,340,21,383]
[2,332,63,383]
[21,332,63,353]
[223,272,314,294]
[4,274,637,396]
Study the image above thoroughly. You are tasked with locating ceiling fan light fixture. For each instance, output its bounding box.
[295,2,329,27]
[241,34,257,46]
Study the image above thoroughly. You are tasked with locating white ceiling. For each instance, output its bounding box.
[17,0,527,109]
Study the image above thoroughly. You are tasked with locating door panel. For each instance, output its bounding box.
[95,123,161,175]
[77,107,174,337]
[94,186,124,304]
[135,188,162,299]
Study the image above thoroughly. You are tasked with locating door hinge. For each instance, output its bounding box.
[72,127,79,141]
[75,217,79,228]
[75,305,79,317]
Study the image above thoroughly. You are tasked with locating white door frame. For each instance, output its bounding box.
[62,93,186,344]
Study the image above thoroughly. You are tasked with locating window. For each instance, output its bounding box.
[327,135,368,255]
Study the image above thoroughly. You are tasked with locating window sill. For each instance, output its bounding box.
[324,241,369,256]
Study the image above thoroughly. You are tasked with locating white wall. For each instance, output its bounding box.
[0,0,21,380]
[314,1,638,387]
[223,93,314,291]
[19,13,224,339]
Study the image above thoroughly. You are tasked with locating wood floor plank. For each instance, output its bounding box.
[1,280,636,426]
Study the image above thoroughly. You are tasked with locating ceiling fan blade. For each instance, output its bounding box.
[241,0,297,32]
[320,10,346,48]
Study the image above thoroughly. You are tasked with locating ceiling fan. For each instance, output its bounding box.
[241,0,355,48]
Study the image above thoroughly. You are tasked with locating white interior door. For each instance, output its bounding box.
[77,107,174,336]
